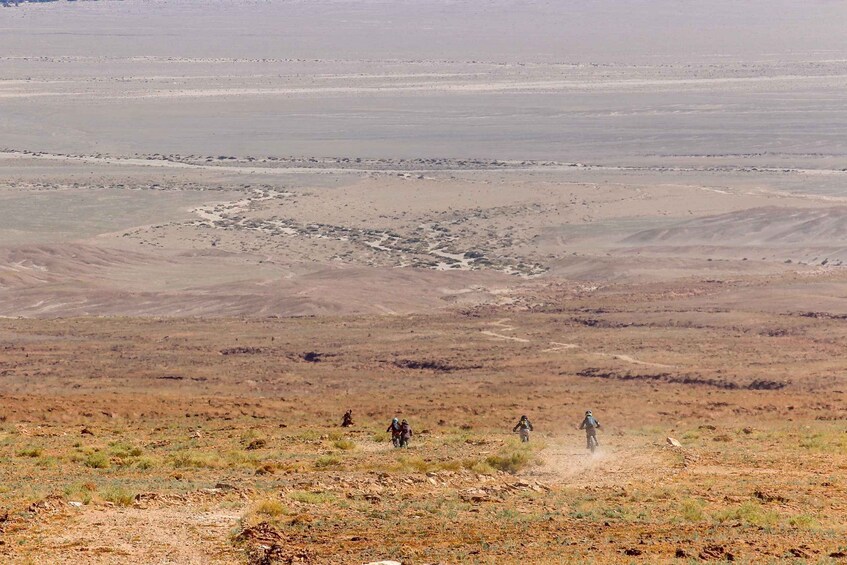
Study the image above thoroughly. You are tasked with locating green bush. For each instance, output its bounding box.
[288,490,335,504]
[333,438,356,451]
[17,446,43,458]
[314,455,341,469]
[100,484,135,506]
[486,450,532,474]
[84,452,111,469]
[679,498,706,522]
[712,502,777,527]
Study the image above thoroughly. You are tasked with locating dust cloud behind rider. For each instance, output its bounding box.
[579,410,601,450]
[513,415,533,443]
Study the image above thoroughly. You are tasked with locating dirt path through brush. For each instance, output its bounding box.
[528,435,667,488]
[20,505,242,564]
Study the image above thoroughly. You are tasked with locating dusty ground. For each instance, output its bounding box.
[2,274,847,563]
[2,1,847,563]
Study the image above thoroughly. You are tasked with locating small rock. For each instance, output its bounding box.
[67,501,83,508]
[246,438,267,450]
[81,427,94,436]
[666,437,682,447]
[364,562,402,565]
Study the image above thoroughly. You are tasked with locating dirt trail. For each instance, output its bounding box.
[22,506,242,564]
[528,436,667,488]
[482,319,673,368]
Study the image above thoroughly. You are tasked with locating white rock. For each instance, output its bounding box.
[666,437,682,447]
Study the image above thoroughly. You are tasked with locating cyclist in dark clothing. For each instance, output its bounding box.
[513,415,534,443]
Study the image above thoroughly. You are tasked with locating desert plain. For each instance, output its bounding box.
[2,1,847,563]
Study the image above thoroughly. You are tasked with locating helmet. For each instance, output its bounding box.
[401,419,408,424]
[393,417,399,423]
[521,415,527,420]
[586,410,592,416]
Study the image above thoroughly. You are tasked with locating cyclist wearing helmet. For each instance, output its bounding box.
[513,415,534,443]
[579,410,601,451]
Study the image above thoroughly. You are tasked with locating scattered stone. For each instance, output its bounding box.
[247,438,267,450]
[302,351,323,363]
[753,489,786,503]
[675,548,688,558]
[67,501,83,508]
[236,522,282,544]
[460,488,494,503]
[666,437,682,447]
[80,427,94,436]
[247,543,310,565]
[623,548,643,556]
[699,545,733,561]
[27,495,67,516]
[256,464,276,476]
[220,347,264,356]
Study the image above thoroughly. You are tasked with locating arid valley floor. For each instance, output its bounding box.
[3,0,847,563]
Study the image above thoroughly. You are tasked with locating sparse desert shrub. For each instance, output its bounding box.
[333,438,355,451]
[468,459,496,475]
[486,449,533,474]
[288,490,335,505]
[391,455,431,473]
[17,446,43,458]
[327,430,344,441]
[712,502,778,527]
[100,484,135,507]
[240,429,261,443]
[679,498,706,522]
[296,429,321,442]
[84,451,111,469]
[253,498,287,517]
[314,455,341,469]
[134,456,157,470]
[798,433,842,451]
[36,455,59,469]
[108,442,143,459]
[788,513,819,530]
[171,451,221,469]
[64,482,97,505]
